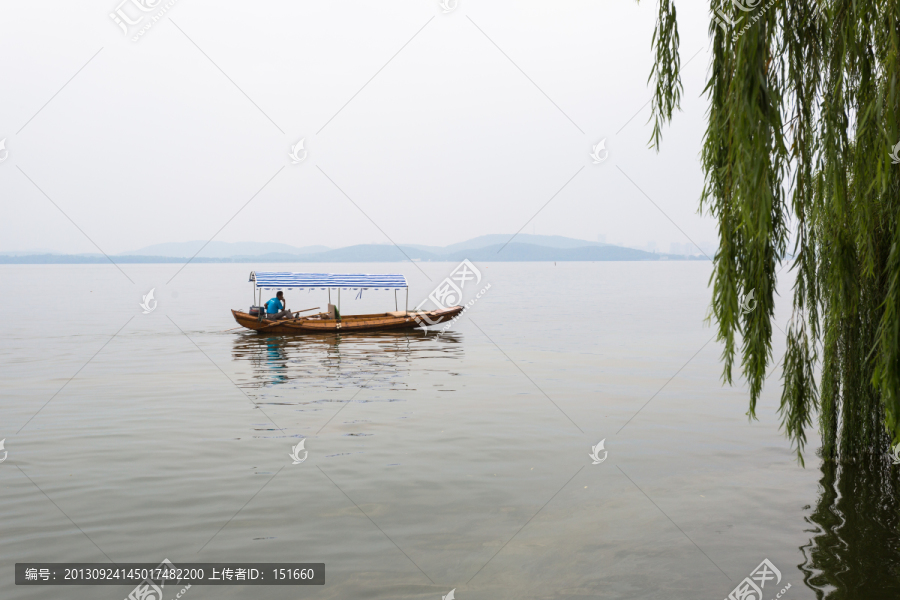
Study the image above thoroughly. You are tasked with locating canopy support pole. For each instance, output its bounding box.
[338,288,341,313]
[395,289,398,311]
[405,287,408,315]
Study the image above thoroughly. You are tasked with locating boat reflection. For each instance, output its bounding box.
[800,457,900,598]
[231,330,464,390]
[263,336,290,385]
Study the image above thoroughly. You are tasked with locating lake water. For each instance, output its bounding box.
[2,262,898,599]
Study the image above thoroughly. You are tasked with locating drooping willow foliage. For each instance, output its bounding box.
[643,0,900,463]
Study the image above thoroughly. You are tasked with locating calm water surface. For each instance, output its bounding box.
[1,262,898,599]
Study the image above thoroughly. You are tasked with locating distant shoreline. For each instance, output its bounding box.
[1,236,714,264]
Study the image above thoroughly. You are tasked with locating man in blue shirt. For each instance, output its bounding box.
[265,291,293,320]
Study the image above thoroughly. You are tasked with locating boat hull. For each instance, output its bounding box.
[231,306,464,334]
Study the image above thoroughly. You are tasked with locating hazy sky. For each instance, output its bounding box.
[0,0,716,254]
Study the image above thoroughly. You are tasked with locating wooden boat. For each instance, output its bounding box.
[232,271,464,334]
[231,306,463,334]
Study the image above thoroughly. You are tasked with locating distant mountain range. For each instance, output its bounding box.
[117,241,332,258]
[401,233,612,254]
[0,234,708,263]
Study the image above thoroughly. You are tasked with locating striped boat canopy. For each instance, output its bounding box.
[250,271,408,290]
